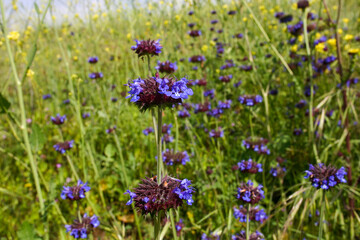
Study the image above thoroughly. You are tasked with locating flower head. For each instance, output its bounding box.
[209,128,224,138]
[143,127,154,135]
[89,72,103,79]
[88,56,98,64]
[236,180,265,204]
[125,176,195,215]
[126,75,193,111]
[162,149,190,166]
[237,159,263,174]
[194,102,211,113]
[155,60,178,73]
[188,55,206,63]
[304,163,347,190]
[219,75,232,83]
[233,205,267,223]
[270,164,287,177]
[175,219,185,236]
[178,109,191,118]
[65,213,99,239]
[54,140,74,154]
[232,231,264,240]
[131,39,162,58]
[61,180,91,200]
[238,95,263,106]
[188,30,202,37]
[51,114,66,125]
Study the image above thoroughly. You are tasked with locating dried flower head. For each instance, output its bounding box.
[236,180,265,204]
[233,205,267,223]
[131,39,162,58]
[124,176,195,215]
[65,213,99,239]
[61,180,91,200]
[304,163,347,190]
[126,74,193,111]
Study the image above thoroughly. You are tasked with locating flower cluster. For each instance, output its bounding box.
[238,95,263,106]
[53,140,74,154]
[131,39,162,58]
[188,30,202,37]
[194,102,211,113]
[236,180,265,204]
[237,159,263,174]
[143,127,154,135]
[124,176,195,215]
[270,164,287,178]
[242,137,270,155]
[51,114,66,125]
[304,163,347,190]
[188,55,206,63]
[209,128,224,138]
[178,109,191,118]
[65,214,100,239]
[219,75,232,83]
[218,100,232,109]
[61,180,91,200]
[162,149,190,166]
[87,56,98,64]
[233,205,267,223]
[155,60,178,73]
[126,74,193,111]
[231,231,264,240]
[88,72,103,79]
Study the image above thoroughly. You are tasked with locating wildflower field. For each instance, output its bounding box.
[1,0,360,239]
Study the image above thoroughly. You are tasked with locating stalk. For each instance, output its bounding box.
[246,204,251,240]
[0,0,45,215]
[318,192,325,240]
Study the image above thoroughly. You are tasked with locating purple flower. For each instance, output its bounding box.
[236,180,265,204]
[188,30,202,37]
[89,72,103,79]
[219,75,232,83]
[65,213,99,239]
[88,56,98,64]
[305,163,347,189]
[155,60,178,73]
[178,109,191,118]
[131,39,162,58]
[204,89,215,99]
[143,127,154,135]
[124,190,137,205]
[209,128,224,138]
[61,180,91,200]
[43,94,52,100]
[237,159,263,173]
[238,95,263,106]
[218,100,232,109]
[54,140,74,154]
[51,114,66,125]
[162,149,190,166]
[188,55,206,63]
[233,205,267,223]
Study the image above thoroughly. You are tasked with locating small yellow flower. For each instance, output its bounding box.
[291,3,297,10]
[337,28,343,35]
[7,31,20,41]
[201,45,208,52]
[75,13,79,18]
[105,47,110,52]
[216,69,220,74]
[175,15,181,21]
[243,17,248,22]
[73,56,78,61]
[92,14,99,21]
[344,34,353,41]
[342,18,349,24]
[164,20,169,26]
[156,33,161,38]
[71,74,78,79]
[327,38,336,46]
[315,43,326,53]
[210,40,216,46]
[160,1,164,4]
[0,41,3,47]
[24,183,32,188]
[26,69,35,78]
[102,12,107,17]
[52,15,56,20]
[333,6,338,10]
[223,4,228,9]
[344,44,350,51]
[315,32,321,39]
[12,4,18,11]
[127,33,131,39]
[348,48,359,55]
[145,21,150,26]
[298,35,303,42]
[291,45,298,52]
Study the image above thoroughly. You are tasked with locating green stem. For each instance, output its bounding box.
[318,192,325,240]
[246,204,251,240]
[157,107,163,183]
[0,0,45,215]
[77,201,82,223]
[170,209,178,240]
[147,55,152,75]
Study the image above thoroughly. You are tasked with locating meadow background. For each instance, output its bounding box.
[0,0,359,239]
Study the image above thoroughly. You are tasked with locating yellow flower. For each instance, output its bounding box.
[160,1,164,4]
[344,44,350,51]
[216,69,220,74]
[291,3,297,10]
[175,15,181,21]
[12,4,18,11]
[243,17,248,22]
[315,32,321,39]
[156,33,161,38]
[333,6,338,10]
[0,41,3,47]
[105,47,110,52]
[164,20,169,26]
[71,74,78,79]
[291,45,298,52]
[127,33,131,40]
[348,48,359,55]
[7,31,20,41]
[102,12,107,17]
[210,40,216,46]
[327,38,336,46]
[315,43,326,53]
[26,69,35,78]
[337,28,343,35]
[223,4,228,9]
[201,45,208,52]
[92,14,99,21]
[344,34,353,41]
[298,35,303,42]
[24,183,32,188]
[342,18,349,24]
[73,56,78,61]
[75,13,79,18]
[52,15,56,20]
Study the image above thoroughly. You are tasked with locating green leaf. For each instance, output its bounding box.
[17,222,41,240]
[34,3,40,15]
[104,143,116,158]
[29,123,46,151]
[0,93,10,114]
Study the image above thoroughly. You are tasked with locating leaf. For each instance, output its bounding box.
[0,93,10,114]
[34,3,40,15]
[17,222,41,240]
[104,144,116,158]
[29,123,46,151]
